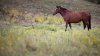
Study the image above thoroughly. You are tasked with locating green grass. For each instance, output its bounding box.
[0,25,100,56]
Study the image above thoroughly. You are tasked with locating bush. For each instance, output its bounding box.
[34,13,64,25]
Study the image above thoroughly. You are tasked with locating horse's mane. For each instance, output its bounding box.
[60,7,67,10]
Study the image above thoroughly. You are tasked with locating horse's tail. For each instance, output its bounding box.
[88,13,91,29]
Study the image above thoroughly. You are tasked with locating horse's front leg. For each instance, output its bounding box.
[69,23,71,29]
[65,22,68,32]
[83,21,86,29]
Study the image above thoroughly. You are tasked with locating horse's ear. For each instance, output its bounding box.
[56,6,61,8]
[56,6,59,8]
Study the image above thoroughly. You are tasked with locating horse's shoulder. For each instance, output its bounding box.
[63,14,70,21]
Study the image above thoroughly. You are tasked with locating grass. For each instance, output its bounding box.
[0,25,100,56]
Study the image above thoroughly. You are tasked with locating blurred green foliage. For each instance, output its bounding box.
[86,0,100,4]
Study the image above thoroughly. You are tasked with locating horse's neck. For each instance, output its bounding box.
[60,10,71,17]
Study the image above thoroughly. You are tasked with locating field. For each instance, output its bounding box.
[0,0,100,56]
[0,24,100,56]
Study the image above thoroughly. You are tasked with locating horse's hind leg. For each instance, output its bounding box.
[83,21,86,29]
[85,22,89,31]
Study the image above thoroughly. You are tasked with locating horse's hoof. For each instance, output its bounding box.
[65,29,66,32]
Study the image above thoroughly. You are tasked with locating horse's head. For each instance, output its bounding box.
[53,6,61,15]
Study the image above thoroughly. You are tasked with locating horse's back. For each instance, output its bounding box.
[80,11,89,16]
[68,12,82,23]
[79,11,90,21]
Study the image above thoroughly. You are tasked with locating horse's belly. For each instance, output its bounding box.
[69,21,81,23]
[69,18,82,23]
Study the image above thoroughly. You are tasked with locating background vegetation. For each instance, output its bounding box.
[86,0,100,4]
[0,0,100,56]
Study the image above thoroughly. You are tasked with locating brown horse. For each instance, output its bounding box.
[53,6,91,31]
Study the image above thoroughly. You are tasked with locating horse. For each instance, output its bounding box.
[53,6,91,31]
